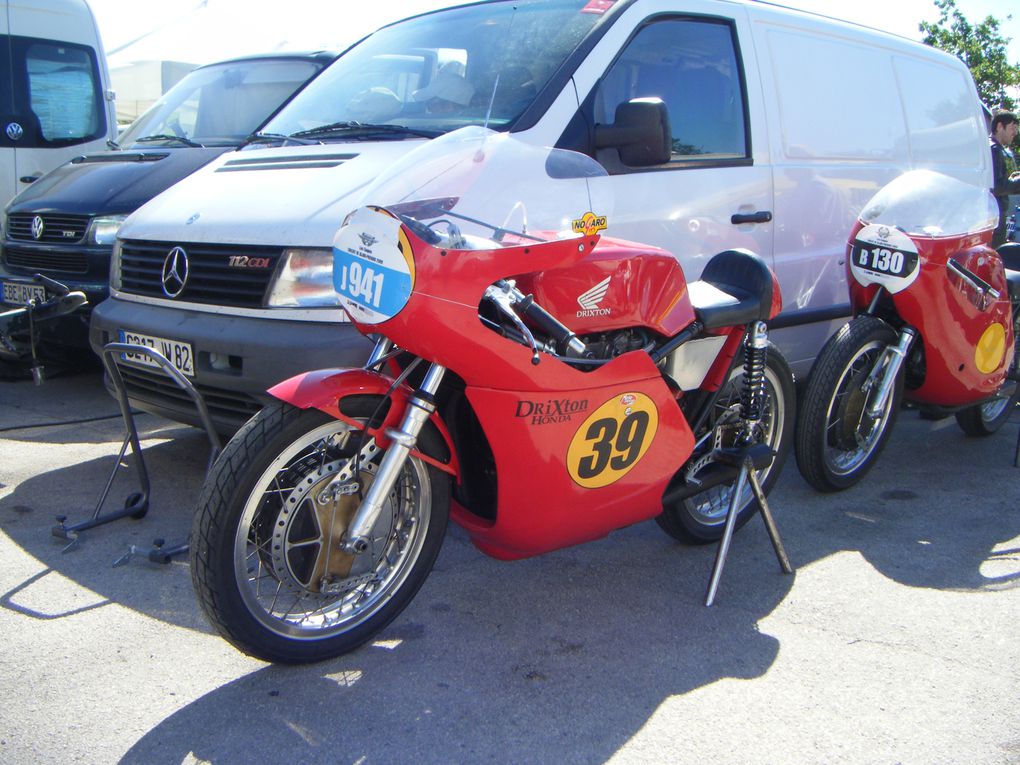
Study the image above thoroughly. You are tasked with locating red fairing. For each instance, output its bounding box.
[349,228,696,559]
[513,236,697,336]
[847,221,1013,405]
[268,368,459,477]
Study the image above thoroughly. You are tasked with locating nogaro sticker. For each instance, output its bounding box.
[333,207,415,324]
[571,211,608,236]
[566,392,658,488]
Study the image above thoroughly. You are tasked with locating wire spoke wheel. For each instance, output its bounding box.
[795,316,902,492]
[656,344,795,544]
[191,401,449,663]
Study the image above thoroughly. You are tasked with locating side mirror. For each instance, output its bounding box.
[594,98,671,167]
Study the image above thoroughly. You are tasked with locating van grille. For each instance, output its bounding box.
[7,213,90,243]
[3,244,88,274]
[119,239,282,308]
[115,363,263,426]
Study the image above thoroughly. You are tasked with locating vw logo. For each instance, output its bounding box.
[31,216,45,240]
[5,122,23,141]
[161,246,190,298]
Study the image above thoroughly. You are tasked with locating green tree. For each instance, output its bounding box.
[919,0,1020,112]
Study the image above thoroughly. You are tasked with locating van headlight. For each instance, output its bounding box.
[89,215,128,245]
[110,239,123,290]
[267,247,343,307]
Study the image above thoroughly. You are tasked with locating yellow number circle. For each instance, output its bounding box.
[567,392,658,489]
[975,322,1006,374]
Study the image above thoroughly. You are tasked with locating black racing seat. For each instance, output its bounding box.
[997,243,1020,302]
[687,249,774,330]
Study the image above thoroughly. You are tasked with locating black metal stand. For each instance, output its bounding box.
[51,343,221,561]
[704,444,793,607]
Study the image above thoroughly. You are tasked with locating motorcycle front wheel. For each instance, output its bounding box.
[656,344,795,545]
[794,316,902,492]
[190,399,450,664]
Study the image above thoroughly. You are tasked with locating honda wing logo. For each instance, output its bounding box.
[161,246,189,298]
[576,276,611,317]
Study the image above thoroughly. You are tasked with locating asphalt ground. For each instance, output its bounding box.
[1,368,1019,765]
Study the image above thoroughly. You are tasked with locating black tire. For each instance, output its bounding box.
[656,344,796,544]
[190,399,450,664]
[955,310,1020,436]
[795,316,902,492]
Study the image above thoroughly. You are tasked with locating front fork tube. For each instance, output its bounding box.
[865,327,916,419]
[340,363,447,554]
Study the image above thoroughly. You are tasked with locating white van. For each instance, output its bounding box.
[90,0,991,432]
[0,0,116,209]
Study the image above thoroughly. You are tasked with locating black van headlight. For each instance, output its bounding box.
[267,247,343,307]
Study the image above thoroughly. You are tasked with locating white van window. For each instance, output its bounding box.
[25,41,103,143]
[595,18,748,163]
[263,0,603,138]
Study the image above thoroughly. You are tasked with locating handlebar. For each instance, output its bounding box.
[947,258,1001,301]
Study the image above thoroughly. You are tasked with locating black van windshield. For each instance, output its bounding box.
[262,0,606,140]
[118,59,323,148]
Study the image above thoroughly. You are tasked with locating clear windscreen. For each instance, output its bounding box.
[859,169,999,238]
[352,126,612,247]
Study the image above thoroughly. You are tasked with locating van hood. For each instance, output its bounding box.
[6,148,231,217]
[119,141,428,248]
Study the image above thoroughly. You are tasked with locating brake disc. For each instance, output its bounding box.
[270,460,380,596]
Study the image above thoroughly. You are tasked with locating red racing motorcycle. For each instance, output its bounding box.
[796,170,1020,491]
[190,127,795,663]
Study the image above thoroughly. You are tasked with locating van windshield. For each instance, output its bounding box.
[117,58,324,148]
[262,0,607,140]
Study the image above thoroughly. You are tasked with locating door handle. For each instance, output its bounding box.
[731,211,772,225]
[19,174,41,184]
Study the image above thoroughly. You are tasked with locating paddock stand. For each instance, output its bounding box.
[50,343,221,565]
[704,443,794,607]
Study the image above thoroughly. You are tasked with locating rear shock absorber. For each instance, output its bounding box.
[740,321,769,438]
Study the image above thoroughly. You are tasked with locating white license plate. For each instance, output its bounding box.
[118,330,195,376]
[2,281,46,306]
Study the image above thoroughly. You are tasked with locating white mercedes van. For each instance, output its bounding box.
[90,0,991,432]
[0,0,117,209]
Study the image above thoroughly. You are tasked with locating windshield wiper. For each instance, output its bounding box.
[242,131,320,147]
[135,134,204,148]
[291,121,443,140]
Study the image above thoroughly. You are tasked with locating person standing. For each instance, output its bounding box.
[991,110,1020,247]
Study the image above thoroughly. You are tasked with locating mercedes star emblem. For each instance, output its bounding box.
[31,216,45,240]
[161,246,190,298]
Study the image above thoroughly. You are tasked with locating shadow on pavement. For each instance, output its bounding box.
[2,373,1020,762]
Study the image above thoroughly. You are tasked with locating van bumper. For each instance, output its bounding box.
[89,298,375,434]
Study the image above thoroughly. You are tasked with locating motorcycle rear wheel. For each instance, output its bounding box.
[794,316,902,492]
[655,344,795,545]
[190,399,449,664]
[955,310,1020,436]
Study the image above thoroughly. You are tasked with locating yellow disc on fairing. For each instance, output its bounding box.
[975,322,1006,374]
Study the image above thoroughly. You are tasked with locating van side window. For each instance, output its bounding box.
[595,18,748,166]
